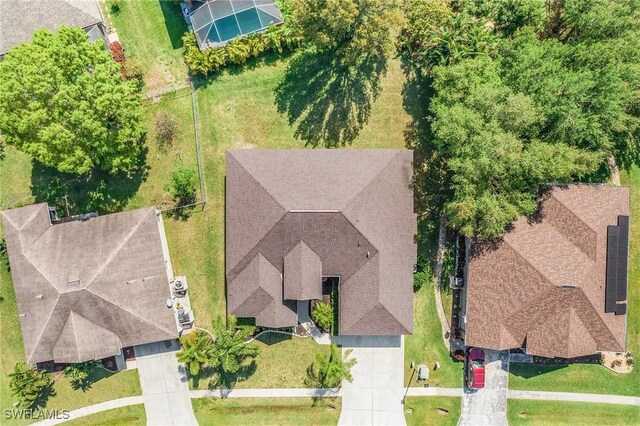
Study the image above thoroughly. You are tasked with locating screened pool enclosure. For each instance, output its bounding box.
[187,0,283,50]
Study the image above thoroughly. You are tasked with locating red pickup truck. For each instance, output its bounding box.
[466,347,486,389]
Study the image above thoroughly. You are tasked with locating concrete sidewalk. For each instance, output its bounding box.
[337,335,406,426]
[135,340,198,426]
[191,388,341,398]
[508,390,640,406]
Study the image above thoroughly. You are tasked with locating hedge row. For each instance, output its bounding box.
[182,24,299,75]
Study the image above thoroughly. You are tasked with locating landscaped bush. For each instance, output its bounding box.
[182,23,300,75]
[311,301,333,332]
[63,360,102,390]
[110,41,126,63]
[167,167,198,206]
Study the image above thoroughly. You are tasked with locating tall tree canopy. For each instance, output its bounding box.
[402,0,640,238]
[290,0,401,61]
[0,27,144,175]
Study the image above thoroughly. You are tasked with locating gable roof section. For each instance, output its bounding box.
[284,241,322,301]
[465,185,630,358]
[1,204,177,364]
[226,149,417,335]
[0,0,103,55]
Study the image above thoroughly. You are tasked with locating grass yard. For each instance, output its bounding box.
[104,0,188,93]
[507,400,640,425]
[405,286,463,388]
[65,405,146,426]
[509,165,640,396]
[404,397,461,426]
[192,397,341,426]
[189,334,330,390]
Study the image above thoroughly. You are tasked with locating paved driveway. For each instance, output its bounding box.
[458,349,509,426]
[337,335,406,426]
[134,340,198,426]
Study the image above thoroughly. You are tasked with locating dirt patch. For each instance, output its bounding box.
[601,351,634,374]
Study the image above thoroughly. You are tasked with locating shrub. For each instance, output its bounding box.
[109,0,122,15]
[311,301,333,332]
[110,41,125,63]
[155,112,179,151]
[413,271,431,292]
[610,359,623,368]
[123,57,144,87]
[9,363,54,409]
[63,360,101,390]
[182,22,299,75]
[167,168,198,206]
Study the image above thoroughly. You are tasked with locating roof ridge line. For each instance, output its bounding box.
[502,237,560,290]
[571,288,624,350]
[342,150,402,211]
[84,208,155,289]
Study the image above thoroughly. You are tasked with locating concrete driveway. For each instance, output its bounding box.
[458,349,509,426]
[337,335,406,426]
[134,340,198,426]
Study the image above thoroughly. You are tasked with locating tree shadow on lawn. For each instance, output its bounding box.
[69,367,115,392]
[29,148,149,215]
[274,49,387,148]
[158,0,188,50]
[191,361,258,393]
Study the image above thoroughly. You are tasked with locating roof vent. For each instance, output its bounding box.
[562,284,576,289]
[35,294,43,299]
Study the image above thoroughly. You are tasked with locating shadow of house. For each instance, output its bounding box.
[158,0,188,50]
[275,50,387,148]
[29,147,148,215]
[509,363,568,379]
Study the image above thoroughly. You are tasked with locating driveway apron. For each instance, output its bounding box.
[338,335,406,426]
[458,349,509,426]
[134,340,198,426]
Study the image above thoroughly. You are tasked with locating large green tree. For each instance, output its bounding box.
[0,27,144,175]
[290,0,401,61]
[208,316,260,374]
[403,0,640,238]
[430,56,602,238]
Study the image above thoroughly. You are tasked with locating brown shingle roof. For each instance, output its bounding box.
[226,149,417,335]
[284,241,322,301]
[1,204,178,364]
[465,185,630,358]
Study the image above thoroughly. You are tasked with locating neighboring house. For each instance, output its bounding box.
[0,0,107,58]
[225,150,417,335]
[184,0,283,50]
[461,185,630,358]
[1,204,178,365]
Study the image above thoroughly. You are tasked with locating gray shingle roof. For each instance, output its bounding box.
[226,149,417,335]
[1,204,178,364]
[465,185,630,358]
[0,0,103,55]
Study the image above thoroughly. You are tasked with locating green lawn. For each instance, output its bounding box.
[65,405,146,426]
[405,286,463,388]
[404,397,461,426]
[509,166,640,396]
[507,400,640,425]
[192,397,341,426]
[104,0,188,93]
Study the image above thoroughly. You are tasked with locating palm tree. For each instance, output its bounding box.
[177,330,212,376]
[9,362,54,409]
[306,344,356,388]
[311,301,333,332]
[206,47,227,71]
[209,316,260,374]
